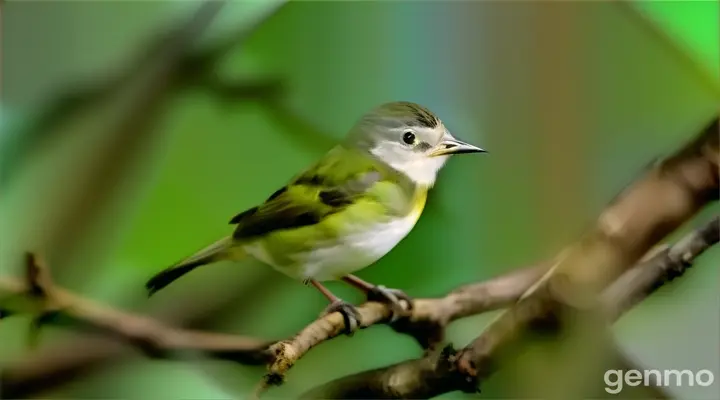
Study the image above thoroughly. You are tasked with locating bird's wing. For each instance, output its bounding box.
[229,147,410,241]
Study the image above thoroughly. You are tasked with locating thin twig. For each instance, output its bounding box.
[6,255,274,364]
[602,216,720,320]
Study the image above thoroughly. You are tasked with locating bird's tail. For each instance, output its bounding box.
[145,236,239,296]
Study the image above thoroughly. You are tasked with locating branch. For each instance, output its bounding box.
[0,254,273,399]
[25,0,227,274]
[302,215,720,398]
[452,115,718,384]
[602,215,720,320]
[0,254,274,360]
[264,264,547,385]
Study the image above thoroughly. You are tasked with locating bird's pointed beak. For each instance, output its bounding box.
[428,135,486,157]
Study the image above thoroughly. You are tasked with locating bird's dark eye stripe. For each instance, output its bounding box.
[415,142,432,152]
[402,131,416,145]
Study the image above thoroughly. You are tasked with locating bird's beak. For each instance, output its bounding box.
[428,135,486,157]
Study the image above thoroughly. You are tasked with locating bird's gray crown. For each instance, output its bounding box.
[360,101,439,129]
[344,101,442,150]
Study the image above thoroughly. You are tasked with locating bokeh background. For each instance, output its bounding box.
[1,1,718,398]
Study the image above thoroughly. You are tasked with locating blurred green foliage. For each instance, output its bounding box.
[1,1,718,399]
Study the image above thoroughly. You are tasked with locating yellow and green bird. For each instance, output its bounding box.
[146,101,485,332]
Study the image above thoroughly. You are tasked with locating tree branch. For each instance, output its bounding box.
[23,0,227,275]
[264,264,548,386]
[602,215,720,321]
[2,254,272,363]
[0,254,274,399]
[451,116,718,386]
[301,215,720,399]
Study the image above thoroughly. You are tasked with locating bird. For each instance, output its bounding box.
[145,101,486,333]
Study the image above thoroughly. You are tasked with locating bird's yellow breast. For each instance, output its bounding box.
[409,185,429,223]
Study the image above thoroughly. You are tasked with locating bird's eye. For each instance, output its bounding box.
[402,131,416,145]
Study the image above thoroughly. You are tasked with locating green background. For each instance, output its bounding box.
[1,1,718,398]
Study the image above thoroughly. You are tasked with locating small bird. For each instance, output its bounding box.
[146,101,485,333]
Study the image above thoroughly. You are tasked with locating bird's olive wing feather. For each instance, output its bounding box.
[229,147,395,241]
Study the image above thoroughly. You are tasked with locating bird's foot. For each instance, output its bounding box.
[321,300,362,336]
[367,285,413,322]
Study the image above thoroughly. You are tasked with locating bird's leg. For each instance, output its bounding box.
[342,275,413,321]
[308,279,361,335]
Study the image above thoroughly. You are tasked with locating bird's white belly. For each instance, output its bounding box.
[243,214,418,281]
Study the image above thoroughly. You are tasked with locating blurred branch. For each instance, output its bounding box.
[260,98,338,152]
[301,215,719,399]
[449,114,718,379]
[0,254,273,361]
[602,216,720,320]
[1,0,289,185]
[0,270,278,400]
[0,255,273,399]
[1,0,343,188]
[36,0,226,273]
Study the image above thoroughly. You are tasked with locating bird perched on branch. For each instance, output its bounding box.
[145,101,485,333]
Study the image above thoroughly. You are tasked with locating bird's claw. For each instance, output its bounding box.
[367,285,413,322]
[322,300,362,336]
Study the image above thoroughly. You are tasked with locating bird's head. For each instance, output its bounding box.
[344,101,486,186]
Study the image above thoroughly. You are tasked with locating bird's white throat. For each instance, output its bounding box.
[370,147,449,187]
